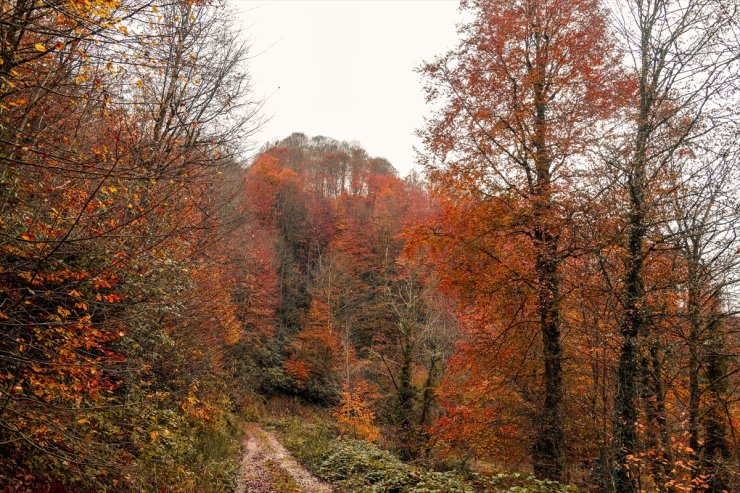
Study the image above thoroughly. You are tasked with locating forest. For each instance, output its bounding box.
[0,0,737,492]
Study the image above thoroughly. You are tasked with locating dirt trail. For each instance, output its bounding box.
[235,423,333,493]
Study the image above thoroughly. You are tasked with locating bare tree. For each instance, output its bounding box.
[607,0,740,490]
[667,133,740,491]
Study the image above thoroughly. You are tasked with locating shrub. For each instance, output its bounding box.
[314,440,474,493]
[274,416,576,493]
[469,472,579,492]
[334,383,380,442]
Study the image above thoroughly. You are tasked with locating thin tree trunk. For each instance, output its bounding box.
[703,306,731,493]
[687,262,702,488]
[651,345,673,487]
[419,355,439,427]
[641,352,657,456]
[419,354,440,460]
[643,343,672,488]
[398,340,415,426]
[397,325,417,459]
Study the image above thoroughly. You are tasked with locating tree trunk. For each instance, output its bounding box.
[615,42,651,490]
[615,338,640,492]
[615,182,646,492]
[703,307,731,493]
[642,343,672,488]
[686,262,702,488]
[419,354,439,427]
[397,326,417,459]
[530,71,565,482]
[651,345,673,486]
[419,354,440,460]
[532,233,565,481]
[398,340,415,426]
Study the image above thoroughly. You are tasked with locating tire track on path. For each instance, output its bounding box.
[235,423,333,493]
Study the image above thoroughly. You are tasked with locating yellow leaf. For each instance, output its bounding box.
[34,43,46,52]
[78,418,89,424]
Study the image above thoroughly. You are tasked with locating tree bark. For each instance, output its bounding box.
[530,71,565,482]
[614,27,652,488]
[614,197,645,493]
[419,354,439,428]
[397,322,417,459]
[703,308,731,493]
[686,260,702,488]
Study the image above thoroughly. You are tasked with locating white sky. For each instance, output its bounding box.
[231,0,462,175]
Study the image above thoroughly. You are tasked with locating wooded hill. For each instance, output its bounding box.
[0,0,738,492]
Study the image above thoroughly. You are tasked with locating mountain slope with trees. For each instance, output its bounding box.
[0,0,737,492]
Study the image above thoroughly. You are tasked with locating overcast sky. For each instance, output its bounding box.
[231,0,462,175]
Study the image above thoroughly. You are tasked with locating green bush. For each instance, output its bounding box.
[274,417,576,493]
[274,417,471,493]
[314,440,473,493]
[255,366,338,404]
[468,472,578,492]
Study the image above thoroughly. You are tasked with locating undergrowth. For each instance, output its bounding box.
[270,416,576,493]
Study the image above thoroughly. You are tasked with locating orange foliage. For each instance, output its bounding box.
[335,382,380,443]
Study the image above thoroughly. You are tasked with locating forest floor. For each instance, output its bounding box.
[235,423,333,493]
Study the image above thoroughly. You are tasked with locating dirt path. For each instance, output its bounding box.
[235,423,333,493]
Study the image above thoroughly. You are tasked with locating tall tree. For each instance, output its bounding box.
[607,0,739,489]
[420,0,628,479]
[668,140,740,491]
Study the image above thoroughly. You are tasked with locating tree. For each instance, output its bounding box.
[0,0,261,488]
[605,0,739,489]
[666,137,740,491]
[420,0,629,479]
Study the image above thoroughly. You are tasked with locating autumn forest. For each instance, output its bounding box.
[0,0,738,492]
